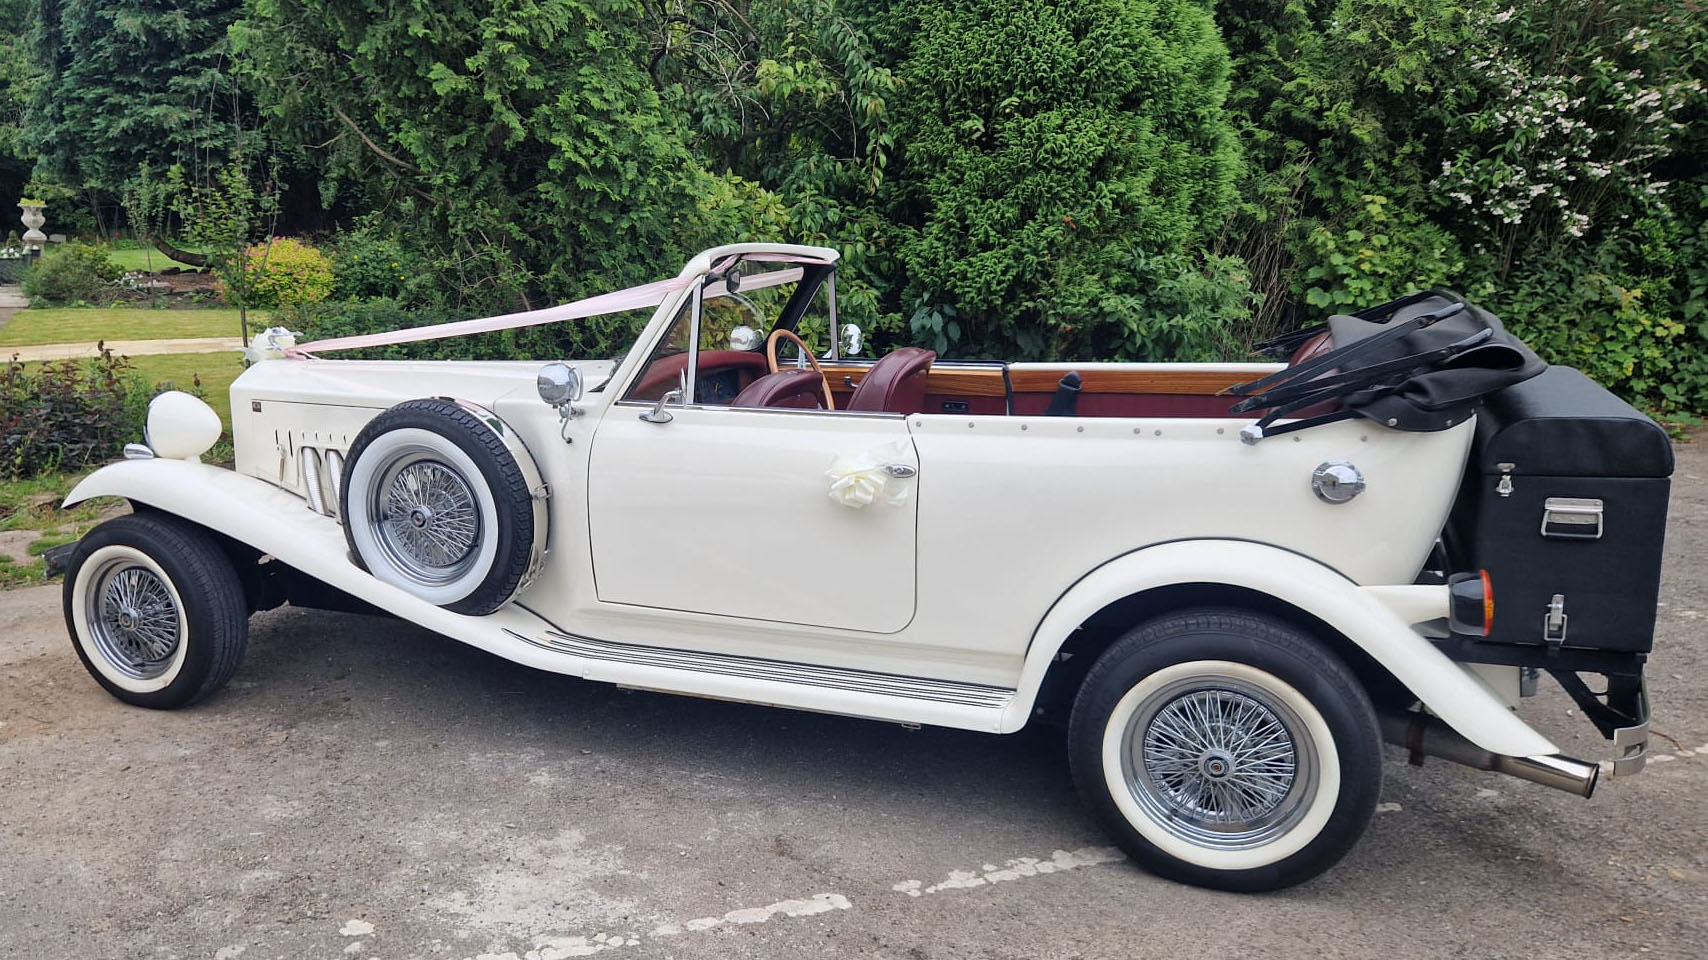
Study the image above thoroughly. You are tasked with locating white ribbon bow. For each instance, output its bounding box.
[826,442,915,509]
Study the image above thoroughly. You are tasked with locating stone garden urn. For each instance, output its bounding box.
[19,202,46,250]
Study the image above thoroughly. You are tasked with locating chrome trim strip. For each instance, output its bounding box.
[610,400,904,421]
[505,628,1014,709]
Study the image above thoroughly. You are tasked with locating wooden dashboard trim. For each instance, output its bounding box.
[819,363,1251,398]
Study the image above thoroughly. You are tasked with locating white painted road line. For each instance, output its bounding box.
[457,845,1124,959]
[891,846,1126,897]
[463,893,853,960]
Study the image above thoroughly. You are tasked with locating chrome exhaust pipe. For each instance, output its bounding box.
[1380,713,1599,798]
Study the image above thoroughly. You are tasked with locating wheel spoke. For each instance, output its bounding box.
[372,455,482,585]
[86,560,182,681]
[1126,677,1313,851]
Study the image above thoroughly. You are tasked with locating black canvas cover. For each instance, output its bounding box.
[1234,291,1547,437]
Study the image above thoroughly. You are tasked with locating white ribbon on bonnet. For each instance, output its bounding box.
[826,441,915,509]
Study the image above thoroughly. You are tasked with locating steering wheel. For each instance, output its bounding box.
[766,328,836,411]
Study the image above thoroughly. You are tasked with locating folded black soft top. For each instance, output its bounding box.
[1233,291,1547,441]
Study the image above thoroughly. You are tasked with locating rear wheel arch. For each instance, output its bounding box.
[1028,582,1415,727]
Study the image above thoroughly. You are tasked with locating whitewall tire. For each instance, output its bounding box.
[1069,608,1382,891]
[340,399,544,616]
[64,513,249,709]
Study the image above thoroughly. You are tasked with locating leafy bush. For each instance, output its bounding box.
[20,242,123,305]
[222,237,334,308]
[1107,253,1260,361]
[0,351,149,479]
[330,221,427,302]
[228,0,1705,411]
[884,0,1240,360]
[1295,195,1467,313]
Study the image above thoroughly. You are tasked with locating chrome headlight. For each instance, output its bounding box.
[537,362,583,407]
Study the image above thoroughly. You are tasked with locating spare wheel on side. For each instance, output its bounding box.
[340,398,546,616]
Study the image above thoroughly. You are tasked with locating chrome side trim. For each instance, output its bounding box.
[299,446,328,515]
[507,628,1015,709]
[612,399,905,422]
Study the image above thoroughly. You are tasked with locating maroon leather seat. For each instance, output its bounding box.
[1290,330,1335,366]
[846,348,935,415]
[731,368,826,409]
[1284,329,1339,418]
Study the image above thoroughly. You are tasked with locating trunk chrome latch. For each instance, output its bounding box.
[1496,462,1516,497]
[1543,594,1568,647]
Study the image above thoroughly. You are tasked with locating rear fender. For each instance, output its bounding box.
[1003,539,1557,758]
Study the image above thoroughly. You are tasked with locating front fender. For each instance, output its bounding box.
[1002,540,1557,758]
[63,459,558,665]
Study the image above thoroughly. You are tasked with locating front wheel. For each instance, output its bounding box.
[63,513,249,709]
[1068,608,1382,891]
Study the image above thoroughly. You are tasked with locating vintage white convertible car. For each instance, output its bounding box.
[58,243,1667,891]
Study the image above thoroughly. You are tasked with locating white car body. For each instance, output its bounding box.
[66,242,1559,759]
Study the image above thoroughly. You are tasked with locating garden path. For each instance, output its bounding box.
[5,335,243,361]
[0,285,29,333]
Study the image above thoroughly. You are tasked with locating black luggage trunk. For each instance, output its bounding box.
[1447,367,1673,654]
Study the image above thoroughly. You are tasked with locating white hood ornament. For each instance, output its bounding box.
[826,442,917,509]
[244,327,301,362]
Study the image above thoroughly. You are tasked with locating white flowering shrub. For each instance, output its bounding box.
[1218,0,1707,410]
[1429,3,1705,248]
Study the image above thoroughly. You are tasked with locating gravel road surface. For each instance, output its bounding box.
[4,446,1707,960]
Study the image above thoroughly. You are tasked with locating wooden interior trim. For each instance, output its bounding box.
[1007,368,1251,395]
[818,363,1251,398]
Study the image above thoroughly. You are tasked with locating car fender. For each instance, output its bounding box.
[1003,539,1557,758]
[61,459,561,659]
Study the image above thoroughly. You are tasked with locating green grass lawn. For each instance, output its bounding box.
[30,239,207,273]
[0,471,110,588]
[125,351,245,425]
[0,307,265,346]
[105,245,204,272]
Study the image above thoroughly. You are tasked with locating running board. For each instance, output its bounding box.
[504,627,1016,732]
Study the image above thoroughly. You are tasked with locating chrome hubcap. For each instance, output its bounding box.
[1121,677,1318,851]
[371,450,481,586]
[86,561,182,680]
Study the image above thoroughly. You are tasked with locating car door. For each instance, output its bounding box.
[586,403,919,633]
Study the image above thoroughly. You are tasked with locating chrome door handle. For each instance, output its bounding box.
[882,463,917,478]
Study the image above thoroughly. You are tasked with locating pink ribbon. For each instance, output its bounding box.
[287,255,831,358]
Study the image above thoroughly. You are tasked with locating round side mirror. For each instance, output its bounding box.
[537,362,583,407]
[841,323,863,357]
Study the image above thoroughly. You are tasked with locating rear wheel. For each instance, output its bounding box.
[1068,608,1381,891]
[64,513,248,709]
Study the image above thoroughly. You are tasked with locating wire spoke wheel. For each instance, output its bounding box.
[85,558,184,681]
[1120,675,1319,852]
[370,447,483,587]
